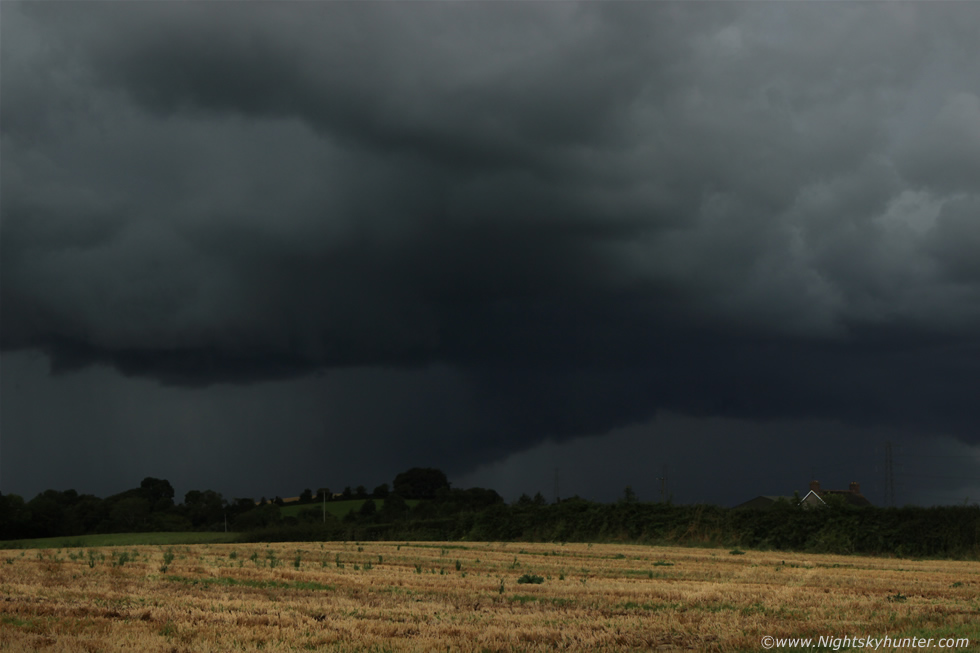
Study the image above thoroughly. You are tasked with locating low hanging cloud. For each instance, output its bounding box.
[2,1,979,457]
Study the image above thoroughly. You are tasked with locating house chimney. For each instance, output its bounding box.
[809,480,820,492]
[849,481,860,494]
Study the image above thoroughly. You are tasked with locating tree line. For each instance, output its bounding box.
[3,472,979,559]
[244,490,980,560]
[0,467,453,540]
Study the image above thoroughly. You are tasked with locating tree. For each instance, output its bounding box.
[0,493,32,539]
[442,487,504,511]
[300,488,313,503]
[183,490,226,529]
[341,486,352,500]
[65,495,107,535]
[139,477,175,510]
[354,485,368,500]
[393,468,450,500]
[373,483,390,499]
[379,493,409,520]
[111,497,150,531]
[234,497,257,510]
[232,503,281,531]
[27,489,81,538]
[358,499,377,517]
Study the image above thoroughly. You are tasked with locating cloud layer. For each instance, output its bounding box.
[3,2,979,464]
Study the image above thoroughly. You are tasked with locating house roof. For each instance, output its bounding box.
[819,489,873,507]
[801,489,873,508]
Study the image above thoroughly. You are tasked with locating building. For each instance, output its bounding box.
[800,480,872,508]
[734,480,873,509]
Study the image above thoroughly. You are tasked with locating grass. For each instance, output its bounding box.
[896,623,980,643]
[0,531,239,550]
[517,573,545,584]
[163,574,334,592]
[278,498,420,519]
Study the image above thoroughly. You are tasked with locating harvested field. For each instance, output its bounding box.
[1,541,978,651]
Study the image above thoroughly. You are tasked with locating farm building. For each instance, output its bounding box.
[735,480,873,509]
[800,480,873,508]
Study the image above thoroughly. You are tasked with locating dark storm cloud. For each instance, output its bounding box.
[3,0,980,466]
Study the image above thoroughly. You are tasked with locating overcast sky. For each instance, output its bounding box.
[2,2,979,507]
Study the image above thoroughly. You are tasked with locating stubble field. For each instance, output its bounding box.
[2,540,979,652]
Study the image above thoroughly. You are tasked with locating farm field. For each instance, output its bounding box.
[1,541,979,652]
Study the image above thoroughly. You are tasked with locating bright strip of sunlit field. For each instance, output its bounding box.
[2,541,979,652]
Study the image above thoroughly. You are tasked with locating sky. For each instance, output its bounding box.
[2,2,980,508]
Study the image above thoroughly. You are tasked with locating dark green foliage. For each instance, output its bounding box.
[164,574,333,592]
[517,574,545,584]
[296,507,322,523]
[372,484,390,499]
[26,491,74,538]
[110,497,151,531]
[233,497,257,511]
[159,548,175,573]
[5,477,980,562]
[237,521,345,543]
[359,499,377,517]
[393,468,450,500]
[446,487,505,511]
[230,504,281,531]
[140,478,175,507]
[379,493,409,520]
[0,493,32,539]
[66,495,109,534]
[182,490,226,529]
